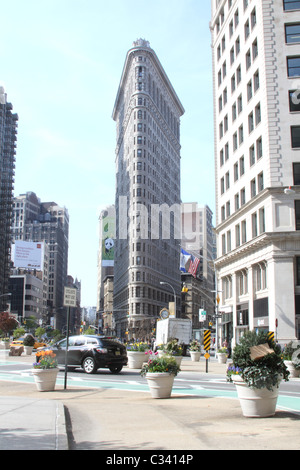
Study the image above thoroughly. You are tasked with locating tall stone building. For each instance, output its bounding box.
[211,0,300,345]
[0,87,18,310]
[11,192,69,329]
[112,39,185,339]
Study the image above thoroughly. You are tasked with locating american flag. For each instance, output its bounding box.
[188,255,200,278]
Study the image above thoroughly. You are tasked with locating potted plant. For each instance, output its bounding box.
[126,342,150,369]
[0,337,10,350]
[23,334,35,355]
[32,350,59,391]
[162,338,183,366]
[156,344,164,357]
[189,339,201,362]
[217,347,228,363]
[141,351,181,398]
[227,330,289,418]
[282,341,300,378]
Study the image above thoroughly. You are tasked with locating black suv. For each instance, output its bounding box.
[42,335,128,374]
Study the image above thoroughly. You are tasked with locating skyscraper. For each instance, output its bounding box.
[0,88,18,309]
[112,39,184,339]
[11,192,69,329]
[211,0,300,345]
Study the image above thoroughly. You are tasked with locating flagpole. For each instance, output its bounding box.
[183,245,220,351]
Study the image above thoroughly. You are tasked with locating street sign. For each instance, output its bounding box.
[199,309,206,322]
[268,331,275,343]
[64,287,77,307]
[204,330,211,351]
[204,352,210,360]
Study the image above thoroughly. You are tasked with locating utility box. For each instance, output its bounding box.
[156,318,192,348]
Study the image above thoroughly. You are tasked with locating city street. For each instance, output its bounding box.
[1,353,300,409]
[1,352,300,450]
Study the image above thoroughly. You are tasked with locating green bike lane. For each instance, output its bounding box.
[0,365,299,415]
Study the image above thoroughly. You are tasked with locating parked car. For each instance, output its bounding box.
[10,336,48,350]
[37,335,128,374]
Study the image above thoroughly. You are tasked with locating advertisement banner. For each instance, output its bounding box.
[101,215,115,267]
[12,241,44,270]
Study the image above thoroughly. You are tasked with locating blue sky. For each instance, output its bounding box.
[0,0,215,306]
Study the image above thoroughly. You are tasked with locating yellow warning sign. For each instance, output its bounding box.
[204,330,211,351]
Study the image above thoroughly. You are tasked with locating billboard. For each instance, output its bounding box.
[101,211,115,267]
[12,241,44,270]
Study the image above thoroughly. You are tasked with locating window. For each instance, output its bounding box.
[249,144,255,166]
[251,8,257,29]
[233,132,238,151]
[287,56,300,77]
[253,263,267,291]
[226,201,231,217]
[294,162,300,184]
[225,171,230,190]
[252,39,258,60]
[247,80,253,101]
[232,102,237,121]
[227,230,232,252]
[291,126,300,147]
[255,103,261,124]
[235,37,240,56]
[241,187,246,206]
[240,156,245,176]
[285,23,300,43]
[238,94,243,113]
[241,220,247,243]
[237,270,248,295]
[256,137,263,159]
[248,112,254,133]
[289,90,300,112]
[239,125,244,144]
[296,201,300,230]
[251,178,256,197]
[235,224,241,247]
[259,207,265,234]
[222,234,226,255]
[245,20,250,40]
[254,70,260,92]
[235,192,240,210]
[221,177,225,194]
[230,46,235,64]
[284,0,300,10]
[246,49,251,70]
[234,162,239,181]
[237,65,242,84]
[258,172,264,192]
[297,257,300,285]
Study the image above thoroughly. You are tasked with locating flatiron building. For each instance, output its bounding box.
[112,39,185,339]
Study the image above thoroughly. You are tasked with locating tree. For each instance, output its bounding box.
[0,312,18,337]
[35,327,46,340]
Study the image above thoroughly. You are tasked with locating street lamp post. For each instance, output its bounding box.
[160,282,176,318]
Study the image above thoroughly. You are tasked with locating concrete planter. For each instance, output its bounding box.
[284,360,300,378]
[232,375,280,418]
[190,351,201,362]
[217,353,227,363]
[24,346,34,356]
[145,372,175,399]
[127,351,147,369]
[32,368,59,392]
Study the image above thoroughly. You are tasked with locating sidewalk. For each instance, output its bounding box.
[0,352,300,450]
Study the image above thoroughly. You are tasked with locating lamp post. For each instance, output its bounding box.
[160,282,176,318]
